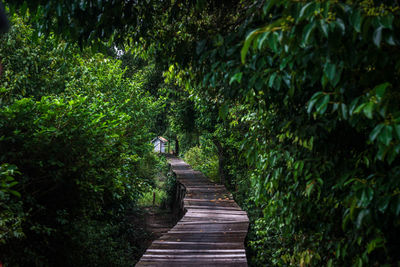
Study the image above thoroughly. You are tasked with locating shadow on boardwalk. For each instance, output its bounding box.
[136,156,249,267]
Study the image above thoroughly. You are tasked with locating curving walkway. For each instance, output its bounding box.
[136,157,249,266]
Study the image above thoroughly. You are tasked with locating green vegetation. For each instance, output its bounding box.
[137,168,177,210]
[3,1,400,266]
[137,159,171,208]
[184,144,219,182]
[138,189,167,207]
[0,16,167,266]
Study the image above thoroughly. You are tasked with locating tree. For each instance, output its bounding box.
[0,16,161,265]
[6,1,400,265]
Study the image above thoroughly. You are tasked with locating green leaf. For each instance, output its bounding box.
[319,20,329,38]
[386,34,396,46]
[301,22,316,46]
[257,32,269,50]
[377,143,388,161]
[363,102,374,119]
[316,94,330,114]
[373,26,383,47]
[9,189,21,198]
[324,62,335,80]
[374,82,390,98]
[360,187,374,207]
[268,73,277,88]
[79,1,87,10]
[241,29,258,64]
[268,32,279,52]
[324,62,340,86]
[350,9,362,32]
[395,197,400,216]
[242,19,284,63]
[298,2,315,21]
[333,66,343,87]
[367,238,384,254]
[229,72,243,85]
[394,124,400,140]
[335,19,346,35]
[379,14,394,29]
[7,181,18,188]
[262,0,279,15]
[307,92,323,113]
[349,98,360,115]
[356,209,370,228]
[378,196,390,213]
[341,103,348,120]
[378,125,393,146]
[321,74,328,88]
[369,124,384,142]
[354,102,367,114]
[305,180,315,196]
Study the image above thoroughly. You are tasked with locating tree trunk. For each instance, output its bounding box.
[213,139,227,186]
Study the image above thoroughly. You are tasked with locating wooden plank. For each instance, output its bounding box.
[139,257,247,262]
[141,254,246,259]
[183,213,248,219]
[183,198,235,202]
[176,222,249,227]
[136,157,249,266]
[184,205,242,210]
[138,260,247,265]
[146,249,245,253]
[171,225,248,232]
[150,241,244,245]
[184,212,247,217]
[149,243,244,250]
[137,264,247,267]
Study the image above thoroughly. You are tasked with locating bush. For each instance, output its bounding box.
[184,145,219,182]
[0,16,161,265]
[0,96,145,265]
[137,155,176,209]
[0,164,25,244]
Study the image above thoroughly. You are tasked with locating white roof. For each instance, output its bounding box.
[151,136,168,143]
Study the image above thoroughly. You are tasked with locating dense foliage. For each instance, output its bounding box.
[184,143,219,182]
[0,17,164,265]
[158,1,400,265]
[237,2,400,265]
[172,1,400,265]
[5,0,400,266]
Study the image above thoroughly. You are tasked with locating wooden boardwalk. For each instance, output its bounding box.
[136,157,249,266]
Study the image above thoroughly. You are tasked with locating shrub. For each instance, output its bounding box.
[0,16,161,265]
[184,145,219,182]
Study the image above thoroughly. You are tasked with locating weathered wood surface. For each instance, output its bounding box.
[136,157,249,266]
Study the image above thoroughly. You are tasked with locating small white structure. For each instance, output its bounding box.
[151,136,168,153]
